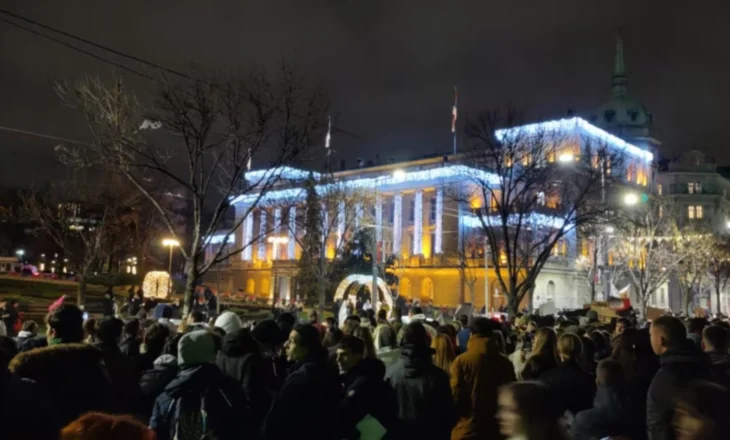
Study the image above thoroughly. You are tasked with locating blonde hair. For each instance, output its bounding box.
[532,327,559,364]
[557,333,583,361]
[431,334,456,376]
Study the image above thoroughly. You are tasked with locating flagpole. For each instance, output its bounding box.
[325,115,332,173]
[452,86,458,155]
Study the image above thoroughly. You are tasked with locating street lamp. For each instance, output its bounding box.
[605,226,615,234]
[623,193,639,206]
[392,169,406,182]
[558,152,574,163]
[162,239,180,295]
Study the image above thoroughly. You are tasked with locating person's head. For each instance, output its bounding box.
[352,325,377,359]
[651,316,687,356]
[702,325,728,353]
[596,358,626,387]
[614,317,631,336]
[526,320,538,334]
[286,324,322,362]
[162,333,183,358]
[97,317,124,347]
[142,323,170,357]
[402,321,429,347]
[188,311,205,324]
[558,333,583,362]
[410,306,423,317]
[61,412,156,440]
[214,310,243,335]
[160,305,173,320]
[224,328,260,356]
[470,317,496,338]
[532,327,559,362]
[0,335,18,364]
[674,380,730,440]
[431,333,456,373]
[341,318,361,337]
[276,312,296,334]
[438,324,456,339]
[123,319,140,339]
[458,314,469,328]
[309,310,319,324]
[324,316,337,331]
[497,382,564,439]
[46,304,84,344]
[689,318,709,336]
[335,335,364,374]
[377,309,388,323]
[21,319,38,335]
[177,330,217,367]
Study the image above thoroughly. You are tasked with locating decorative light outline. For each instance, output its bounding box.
[206,234,235,245]
[460,212,573,230]
[244,166,320,182]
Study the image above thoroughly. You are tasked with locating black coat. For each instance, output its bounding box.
[339,358,398,440]
[708,352,730,390]
[384,345,456,440]
[137,354,178,422]
[0,370,58,439]
[18,335,47,352]
[647,342,714,440]
[572,383,644,440]
[540,360,596,416]
[261,351,343,440]
[150,363,248,440]
[119,336,141,357]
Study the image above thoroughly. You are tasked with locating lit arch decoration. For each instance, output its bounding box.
[334,274,394,326]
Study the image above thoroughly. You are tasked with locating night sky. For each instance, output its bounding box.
[1,1,729,187]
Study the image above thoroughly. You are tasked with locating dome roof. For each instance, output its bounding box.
[592,97,652,128]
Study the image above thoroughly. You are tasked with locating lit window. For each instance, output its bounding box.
[537,192,546,206]
[490,191,501,213]
[606,158,612,175]
[688,206,695,219]
[658,205,663,218]
[504,154,513,168]
[657,184,662,196]
[688,205,703,219]
[521,153,532,166]
[697,205,703,219]
[626,164,635,182]
[688,182,701,194]
[591,153,599,169]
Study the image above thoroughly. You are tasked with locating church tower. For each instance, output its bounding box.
[590,30,661,153]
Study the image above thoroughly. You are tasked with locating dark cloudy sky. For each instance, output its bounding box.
[1,1,729,187]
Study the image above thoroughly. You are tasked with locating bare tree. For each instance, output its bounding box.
[55,67,326,314]
[707,235,730,315]
[674,228,714,315]
[456,224,481,304]
[461,109,626,314]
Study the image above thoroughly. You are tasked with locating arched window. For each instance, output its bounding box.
[246,279,255,295]
[546,281,556,301]
[537,192,545,206]
[421,278,434,300]
[260,278,270,297]
[400,278,412,298]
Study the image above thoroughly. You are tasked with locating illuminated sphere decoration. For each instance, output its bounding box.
[143,271,171,299]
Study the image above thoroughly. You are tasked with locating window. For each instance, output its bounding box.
[504,153,513,168]
[688,182,701,194]
[688,205,704,219]
[658,205,664,218]
[537,191,546,206]
[605,158,611,175]
[409,199,415,223]
[626,163,635,182]
[521,153,532,166]
[546,281,556,301]
[591,152,599,169]
[489,191,501,213]
[657,184,662,196]
[429,196,437,223]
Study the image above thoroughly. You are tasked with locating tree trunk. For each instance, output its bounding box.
[639,294,648,319]
[458,267,466,304]
[507,291,519,316]
[182,258,199,317]
[77,265,90,307]
[716,286,722,315]
[682,288,692,316]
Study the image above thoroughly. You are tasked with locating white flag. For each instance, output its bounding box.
[325,116,332,150]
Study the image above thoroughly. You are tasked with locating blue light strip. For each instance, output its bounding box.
[460,212,573,230]
[206,234,235,245]
[494,117,653,162]
[245,166,320,182]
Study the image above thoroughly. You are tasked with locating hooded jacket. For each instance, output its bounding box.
[0,369,58,439]
[151,362,248,440]
[339,357,398,440]
[214,311,243,335]
[707,351,730,389]
[385,345,456,440]
[540,359,596,417]
[93,341,140,414]
[261,350,343,440]
[9,343,112,428]
[138,354,178,422]
[451,335,516,440]
[647,341,713,440]
[572,383,644,440]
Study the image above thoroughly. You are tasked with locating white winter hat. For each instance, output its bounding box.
[214,311,243,335]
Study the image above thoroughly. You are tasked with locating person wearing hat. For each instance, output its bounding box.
[150,330,248,440]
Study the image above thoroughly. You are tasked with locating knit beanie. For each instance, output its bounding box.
[177,330,216,367]
[252,319,286,346]
[214,311,243,335]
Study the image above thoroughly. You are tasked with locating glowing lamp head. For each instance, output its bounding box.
[605,226,615,234]
[623,193,639,206]
[392,169,406,182]
[558,153,574,163]
[162,238,180,247]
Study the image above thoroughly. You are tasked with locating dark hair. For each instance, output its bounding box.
[46,304,84,343]
[21,320,38,333]
[0,335,18,364]
[597,359,626,385]
[459,314,469,326]
[675,380,730,439]
[309,310,320,323]
[470,317,495,337]
[438,324,456,339]
[293,324,323,353]
[97,317,124,346]
[500,382,565,440]
[337,335,365,356]
[325,316,337,328]
[162,333,184,357]
[190,311,205,323]
[411,306,423,315]
[402,321,429,347]
[703,325,729,352]
[615,317,631,330]
[653,316,687,346]
[123,319,140,337]
[143,323,170,358]
[225,328,259,356]
[160,306,173,319]
[377,309,388,322]
[276,313,296,329]
[689,317,709,334]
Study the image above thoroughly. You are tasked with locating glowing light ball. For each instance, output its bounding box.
[143,271,171,299]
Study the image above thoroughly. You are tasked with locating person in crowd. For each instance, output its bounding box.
[611,327,638,380]
[590,329,611,361]
[374,308,397,350]
[15,319,38,347]
[309,310,326,337]
[151,330,248,440]
[648,315,714,440]
[186,310,209,330]
[9,304,112,429]
[322,316,343,349]
[540,333,596,417]
[687,318,708,349]
[390,305,404,336]
[673,380,730,440]
[701,325,730,388]
[335,335,398,439]
[572,359,644,440]
[61,412,156,440]
[261,324,343,440]
[580,334,597,375]
[438,324,458,350]
[431,333,456,377]
[83,318,98,344]
[352,325,378,359]
[1,299,20,337]
[252,319,289,391]
[137,333,181,423]
[521,327,559,380]
[275,312,296,340]
[451,317,515,440]
[497,381,567,440]
[156,304,177,333]
[614,317,631,338]
[119,318,141,357]
[102,288,115,317]
[94,317,139,415]
[214,309,243,335]
[385,321,456,440]
[456,314,471,354]
[398,306,438,343]
[216,327,274,435]
[137,322,171,372]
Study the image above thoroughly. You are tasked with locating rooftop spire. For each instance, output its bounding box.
[611,28,628,98]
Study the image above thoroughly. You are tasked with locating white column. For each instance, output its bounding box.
[393,194,402,256]
[273,208,282,260]
[414,191,423,255]
[375,195,383,243]
[435,188,443,254]
[242,212,254,261]
[258,210,267,261]
[337,200,345,248]
[355,203,363,231]
[288,206,296,259]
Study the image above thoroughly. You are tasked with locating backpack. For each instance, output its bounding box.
[165,386,238,440]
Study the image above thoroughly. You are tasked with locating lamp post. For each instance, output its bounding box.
[162,239,180,295]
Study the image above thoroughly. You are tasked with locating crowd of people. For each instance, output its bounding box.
[1,298,730,439]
